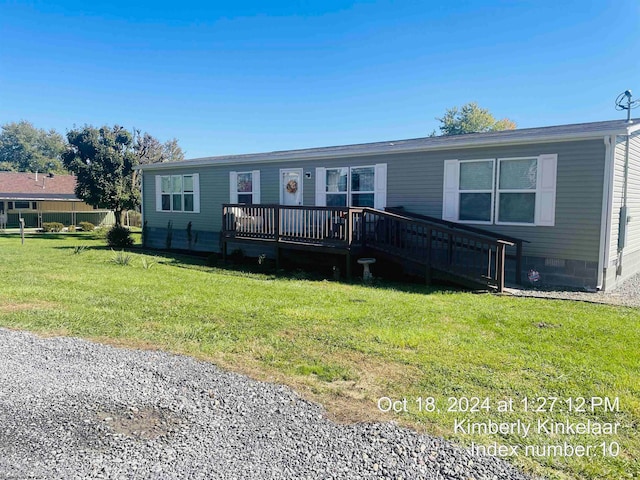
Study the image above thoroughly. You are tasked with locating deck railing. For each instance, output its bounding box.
[222,204,364,246]
[222,204,514,291]
[385,206,526,283]
[359,208,513,292]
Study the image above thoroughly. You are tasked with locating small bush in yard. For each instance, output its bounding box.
[72,245,87,255]
[42,222,64,233]
[106,225,133,248]
[79,221,95,232]
[111,249,132,266]
[67,225,76,232]
[141,257,157,269]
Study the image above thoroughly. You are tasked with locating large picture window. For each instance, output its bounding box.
[442,154,557,226]
[156,174,199,213]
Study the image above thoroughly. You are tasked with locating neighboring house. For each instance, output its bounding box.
[136,119,640,291]
[0,172,115,228]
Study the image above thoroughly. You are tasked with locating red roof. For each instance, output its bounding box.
[0,172,79,200]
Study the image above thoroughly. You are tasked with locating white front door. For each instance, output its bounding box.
[280,168,303,206]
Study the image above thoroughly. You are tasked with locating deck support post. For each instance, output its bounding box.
[346,252,352,280]
[274,207,281,269]
[496,241,507,292]
[425,227,432,285]
[515,241,523,285]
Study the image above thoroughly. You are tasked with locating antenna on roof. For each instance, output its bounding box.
[615,90,639,123]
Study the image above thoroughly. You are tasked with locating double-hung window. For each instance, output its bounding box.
[316,164,387,209]
[350,166,375,207]
[443,154,557,226]
[497,158,537,224]
[458,160,495,223]
[325,168,348,206]
[156,174,200,213]
[229,170,261,204]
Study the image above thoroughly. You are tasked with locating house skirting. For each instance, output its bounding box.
[511,256,599,290]
[145,226,601,291]
[143,226,219,253]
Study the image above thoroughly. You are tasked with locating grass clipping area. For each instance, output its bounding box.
[0,233,638,480]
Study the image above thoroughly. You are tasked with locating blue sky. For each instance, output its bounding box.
[1,1,639,159]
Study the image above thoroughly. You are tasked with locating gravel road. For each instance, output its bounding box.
[0,328,540,480]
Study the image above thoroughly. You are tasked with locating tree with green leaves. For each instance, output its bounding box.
[133,131,185,165]
[432,102,516,136]
[0,121,67,173]
[63,125,139,226]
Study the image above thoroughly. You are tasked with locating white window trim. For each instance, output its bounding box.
[443,155,557,227]
[325,167,349,206]
[351,166,376,205]
[495,157,538,226]
[156,173,200,213]
[230,170,261,204]
[456,159,495,226]
[319,164,385,208]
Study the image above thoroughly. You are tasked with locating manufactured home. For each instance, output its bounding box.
[0,172,115,229]
[137,119,640,291]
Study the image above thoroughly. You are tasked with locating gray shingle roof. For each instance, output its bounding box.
[138,118,640,170]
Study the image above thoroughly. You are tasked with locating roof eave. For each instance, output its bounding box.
[135,128,631,171]
[0,196,81,201]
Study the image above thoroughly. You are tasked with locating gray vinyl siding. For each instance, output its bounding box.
[142,139,606,263]
[627,133,640,252]
[606,132,640,287]
[143,166,291,234]
[491,140,605,262]
[381,139,605,262]
[609,136,625,265]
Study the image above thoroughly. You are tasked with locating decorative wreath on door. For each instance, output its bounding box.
[286,179,298,194]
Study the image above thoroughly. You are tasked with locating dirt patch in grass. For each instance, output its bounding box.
[0,301,60,313]
[182,347,418,426]
[0,301,58,312]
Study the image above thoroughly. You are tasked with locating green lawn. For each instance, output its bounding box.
[0,232,638,480]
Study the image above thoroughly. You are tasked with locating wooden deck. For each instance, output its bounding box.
[222,204,520,292]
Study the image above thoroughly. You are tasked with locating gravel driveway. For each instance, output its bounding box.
[0,328,539,480]
[507,271,640,307]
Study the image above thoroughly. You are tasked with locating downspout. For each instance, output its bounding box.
[597,135,615,290]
